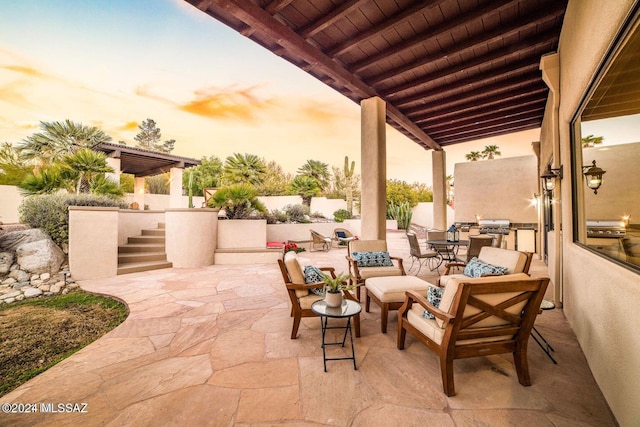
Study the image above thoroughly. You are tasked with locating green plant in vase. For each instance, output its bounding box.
[321,272,358,307]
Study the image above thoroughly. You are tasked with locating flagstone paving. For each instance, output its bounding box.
[0,232,617,426]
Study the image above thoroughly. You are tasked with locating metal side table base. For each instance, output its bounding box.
[532,299,557,364]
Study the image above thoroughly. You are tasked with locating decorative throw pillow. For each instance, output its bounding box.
[422,285,445,320]
[351,251,394,267]
[463,257,509,278]
[336,231,347,238]
[304,265,326,296]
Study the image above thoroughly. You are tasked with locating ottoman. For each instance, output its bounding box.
[365,275,431,333]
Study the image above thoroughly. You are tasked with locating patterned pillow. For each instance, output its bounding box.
[336,231,347,238]
[304,265,326,296]
[423,285,445,320]
[351,251,394,267]
[463,257,509,278]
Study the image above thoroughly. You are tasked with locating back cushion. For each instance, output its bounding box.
[436,273,530,328]
[351,251,394,267]
[284,252,308,298]
[478,247,527,274]
[349,239,388,254]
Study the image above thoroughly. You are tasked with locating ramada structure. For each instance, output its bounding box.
[178,1,639,424]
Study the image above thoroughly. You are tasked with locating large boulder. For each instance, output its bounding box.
[0,229,50,252]
[16,239,65,275]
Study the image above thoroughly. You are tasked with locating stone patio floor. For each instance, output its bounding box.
[0,232,617,426]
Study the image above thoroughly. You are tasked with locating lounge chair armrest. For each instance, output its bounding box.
[345,255,361,278]
[390,256,406,274]
[405,290,454,324]
[319,267,336,278]
[286,283,324,291]
[443,262,466,275]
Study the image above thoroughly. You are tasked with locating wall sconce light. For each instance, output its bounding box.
[540,165,563,192]
[582,160,606,194]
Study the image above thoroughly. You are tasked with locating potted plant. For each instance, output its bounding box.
[322,272,358,307]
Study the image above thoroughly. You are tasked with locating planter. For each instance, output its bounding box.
[325,291,343,308]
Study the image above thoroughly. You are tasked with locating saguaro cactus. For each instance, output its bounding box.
[344,156,355,215]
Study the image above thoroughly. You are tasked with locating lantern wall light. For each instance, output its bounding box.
[540,165,563,192]
[582,160,606,194]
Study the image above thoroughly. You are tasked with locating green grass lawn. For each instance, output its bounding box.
[0,290,128,397]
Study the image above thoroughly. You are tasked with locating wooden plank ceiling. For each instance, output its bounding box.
[184,0,567,151]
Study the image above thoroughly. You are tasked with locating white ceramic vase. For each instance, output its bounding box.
[325,291,343,308]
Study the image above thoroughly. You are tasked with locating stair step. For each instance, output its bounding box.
[128,235,165,244]
[141,229,166,236]
[118,253,167,264]
[119,243,166,253]
[117,260,173,275]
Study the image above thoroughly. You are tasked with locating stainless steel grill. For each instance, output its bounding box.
[478,219,511,235]
[586,220,626,238]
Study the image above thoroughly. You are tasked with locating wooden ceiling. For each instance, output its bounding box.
[185,0,567,151]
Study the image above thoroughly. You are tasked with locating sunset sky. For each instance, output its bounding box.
[0,0,541,184]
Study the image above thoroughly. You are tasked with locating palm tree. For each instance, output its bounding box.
[465,151,482,161]
[60,148,114,194]
[18,165,69,195]
[482,145,501,160]
[582,134,604,148]
[222,153,266,186]
[290,175,321,207]
[207,183,266,219]
[18,120,112,164]
[297,159,330,192]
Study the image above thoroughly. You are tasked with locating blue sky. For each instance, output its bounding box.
[0,0,539,183]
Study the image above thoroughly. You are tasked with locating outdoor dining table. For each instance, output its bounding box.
[425,239,469,264]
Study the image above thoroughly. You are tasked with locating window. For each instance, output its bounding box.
[572,8,640,272]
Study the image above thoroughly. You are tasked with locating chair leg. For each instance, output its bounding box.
[381,303,389,333]
[397,319,407,349]
[291,315,301,339]
[513,345,532,386]
[365,289,371,312]
[440,355,456,397]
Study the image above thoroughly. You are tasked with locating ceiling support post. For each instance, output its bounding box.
[361,97,387,240]
[432,150,447,231]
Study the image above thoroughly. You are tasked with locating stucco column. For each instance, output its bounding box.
[134,177,145,210]
[540,52,562,305]
[360,97,386,240]
[169,167,184,208]
[432,150,447,230]
[105,157,121,185]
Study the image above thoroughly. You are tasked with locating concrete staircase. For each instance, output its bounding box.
[117,223,172,275]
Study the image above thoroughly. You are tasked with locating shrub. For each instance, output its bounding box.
[333,209,352,223]
[284,204,310,223]
[19,193,128,246]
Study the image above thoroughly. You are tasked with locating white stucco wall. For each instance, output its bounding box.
[453,155,539,224]
[546,1,640,425]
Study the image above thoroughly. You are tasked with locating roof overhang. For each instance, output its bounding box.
[95,142,200,177]
[184,0,567,150]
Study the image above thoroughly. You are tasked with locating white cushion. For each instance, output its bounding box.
[407,303,445,344]
[357,266,403,280]
[365,276,430,303]
[299,294,324,309]
[438,273,465,287]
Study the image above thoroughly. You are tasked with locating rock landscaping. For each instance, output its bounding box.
[0,227,77,304]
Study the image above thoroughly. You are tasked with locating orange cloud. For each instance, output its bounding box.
[119,121,139,131]
[0,65,47,78]
[178,85,274,121]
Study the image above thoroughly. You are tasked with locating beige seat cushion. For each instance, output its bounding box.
[366,276,430,303]
[284,251,308,298]
[476,247,527,274]
[438,273,466,287]
[357,266,404,280]
[299,293,324,309]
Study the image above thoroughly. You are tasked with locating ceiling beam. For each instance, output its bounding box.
[196,0,442,150]
[393,58,540,107]
[327,0,447,57]
[429,116,542,140]
[439,122,541,145]
[351,0,516,73]
[382,31,557,98]
[414,91,549,123]
[402,75,543,117]
[425,105,545,133]
[299,0,364,39]
[367,5,565,86]
[266,0,294,15]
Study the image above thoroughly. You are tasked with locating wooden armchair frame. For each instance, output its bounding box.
[397,276,549,396]
[278,259,360,339]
